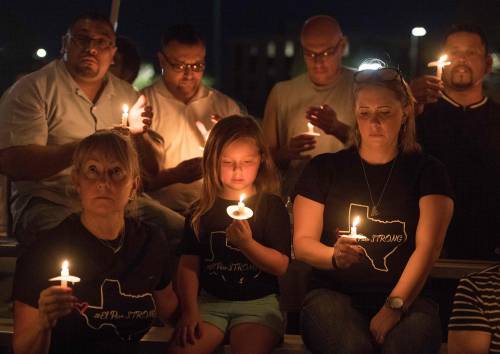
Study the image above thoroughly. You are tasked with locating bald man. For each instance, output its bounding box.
[262,15,355,197]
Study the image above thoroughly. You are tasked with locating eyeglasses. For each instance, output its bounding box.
[303,39,343,61]
[161,52,205,73]
[69,34,115,50]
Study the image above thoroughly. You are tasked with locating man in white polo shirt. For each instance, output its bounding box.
[0,13,184,245]
[143,25,242,214]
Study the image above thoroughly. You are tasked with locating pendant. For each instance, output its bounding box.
[371,206,379,217]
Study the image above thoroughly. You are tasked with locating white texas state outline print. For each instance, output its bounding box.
[339,203,407,272]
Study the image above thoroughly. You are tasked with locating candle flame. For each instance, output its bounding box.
[353,216,360,227]
[122,104,129,113]
[307,122,314,130]
[239,193,246,203]
[428,54,451,68]
[438,54,448,63]
[62,260,69,269]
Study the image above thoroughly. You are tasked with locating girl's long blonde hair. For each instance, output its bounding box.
[191,115,280,236]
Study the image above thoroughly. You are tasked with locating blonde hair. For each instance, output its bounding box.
[191,115,280,235]
[353,78,421,154]
[72,130,141,211]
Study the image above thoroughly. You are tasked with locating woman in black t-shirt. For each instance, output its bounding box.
[294,68,454,354]
[13,131,178,354]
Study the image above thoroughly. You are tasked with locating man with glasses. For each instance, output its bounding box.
[262,15,355,197]
[413,24,500,260]
[142,25,242,215]
[0,13,184,245]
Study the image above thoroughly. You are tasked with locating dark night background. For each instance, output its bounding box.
[1,0,500,116]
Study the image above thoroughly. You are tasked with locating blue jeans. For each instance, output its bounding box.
[300,288,442,354]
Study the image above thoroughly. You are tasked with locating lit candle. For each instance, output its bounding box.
[307,122,315,134]
[305,122,320,136]
[196,120,210,151]
[121,104,129,127]
[49,259,81,287]
[351,216,360,237]
[226,193,253,220]
[427,54,451,79]
[238,193,246,214]
[61,260,69,288]
[341,216,367,240]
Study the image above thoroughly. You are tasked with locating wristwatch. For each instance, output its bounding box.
[385,296,405,311]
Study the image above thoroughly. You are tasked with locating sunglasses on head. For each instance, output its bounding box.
[353,67,405,84]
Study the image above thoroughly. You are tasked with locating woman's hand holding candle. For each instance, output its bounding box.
[333,236,364,269]
[37,286,77,330]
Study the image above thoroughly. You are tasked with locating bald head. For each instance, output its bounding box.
[301,15,345,86]
[301,15,342,47]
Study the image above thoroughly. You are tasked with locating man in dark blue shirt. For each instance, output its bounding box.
[413,24,500,260]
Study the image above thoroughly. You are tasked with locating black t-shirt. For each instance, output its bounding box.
[180,193,291,301]
[417,95,500,260]
[13,214,172,354]
[295,148,453,298]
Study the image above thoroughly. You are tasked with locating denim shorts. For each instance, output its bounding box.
[198,291,284,337]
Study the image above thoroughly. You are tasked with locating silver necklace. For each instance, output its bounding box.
[97,225,126,254]
[359,155,397,217]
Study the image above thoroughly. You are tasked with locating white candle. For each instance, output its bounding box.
[307,122,315,135]
[121,104,129,127]
[351,216,360,237]
[427,54,451,79]
[238,194,246,214]
[49,259,81,286]
[196,120,211,151]
[61,260,69,288]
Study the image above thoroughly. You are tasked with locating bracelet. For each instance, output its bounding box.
[331,247,338,270]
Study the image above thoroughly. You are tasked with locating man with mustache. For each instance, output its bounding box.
[0,13,184,245]
[413,24,500,260]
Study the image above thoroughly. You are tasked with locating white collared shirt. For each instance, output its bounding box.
[142,80,241,212]
[0,59,139,224]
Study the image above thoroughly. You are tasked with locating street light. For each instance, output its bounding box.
[410,27,427,78]
[35,48,47,58]
[411,27,427,37]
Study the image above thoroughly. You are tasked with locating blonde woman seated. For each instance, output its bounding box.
[293,68,454,354]
[13,130,177,354]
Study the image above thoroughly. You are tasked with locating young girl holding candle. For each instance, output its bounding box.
[170,115,291,354]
